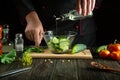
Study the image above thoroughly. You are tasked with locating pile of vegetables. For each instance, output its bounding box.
[47,36,71,53]
[19,47,44,66]
[0,47,44,66]
[97,42,120,60]
[0,43,87,65]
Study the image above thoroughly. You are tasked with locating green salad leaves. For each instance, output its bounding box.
[0,49,16,64]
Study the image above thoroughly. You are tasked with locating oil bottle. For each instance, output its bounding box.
[2,24,14,53]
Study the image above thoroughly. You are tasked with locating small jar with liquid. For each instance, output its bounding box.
[2,24,14,53]
[15,33,24,52]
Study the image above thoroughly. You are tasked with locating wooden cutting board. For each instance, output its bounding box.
[30,49,93,59]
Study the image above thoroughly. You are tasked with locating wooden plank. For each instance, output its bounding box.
[30,49,93,59]
[51,59,78,80]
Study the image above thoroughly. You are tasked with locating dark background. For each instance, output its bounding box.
[94,0,120,46]
[0,0,119,46]
[0,0,32,45]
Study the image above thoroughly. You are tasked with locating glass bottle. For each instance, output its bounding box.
[15,33,24,52]
[55,10,93,21]
[2,24,14,53]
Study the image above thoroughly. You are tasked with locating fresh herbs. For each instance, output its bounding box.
[0,49,17,64]
[19,51,32,67]
[24,47,44,53]
[0,47,44,65]
[19,47,44,67]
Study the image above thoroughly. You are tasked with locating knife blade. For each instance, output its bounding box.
[0,67,32,78]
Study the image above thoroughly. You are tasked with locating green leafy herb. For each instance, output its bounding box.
[0,49,17,64]
[19,47,44,67]
[24,47,44,53]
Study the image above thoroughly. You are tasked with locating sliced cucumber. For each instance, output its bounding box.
[52,37,59,44]
[59,41,70,51]
[47,36,70,53]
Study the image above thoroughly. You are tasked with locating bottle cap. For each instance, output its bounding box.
[15,33,22,38]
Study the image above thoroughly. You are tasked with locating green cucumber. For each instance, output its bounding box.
[71,44,87,54]
[96,45,107,53]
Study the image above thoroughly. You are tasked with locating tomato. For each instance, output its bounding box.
[107,43,120,52]
[0,25,2,39]
[0,42,2,55]
[111,51,120,60]
[99,50,111,58]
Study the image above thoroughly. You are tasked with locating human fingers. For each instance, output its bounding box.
[34,30,43,47]
[25,29,34,41]
[87,0,92,15]
[82,0,87,16]
[91,0,96,11]
[76,0,82,14]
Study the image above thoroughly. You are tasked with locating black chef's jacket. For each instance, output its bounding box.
[13,0,102,46]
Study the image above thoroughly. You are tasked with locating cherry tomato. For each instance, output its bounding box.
[99,50,111,58]
[111,51,120,60]
[107,43,120,52]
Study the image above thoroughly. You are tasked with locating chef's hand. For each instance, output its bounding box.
[76,0,96,16]
[25,11,44,47]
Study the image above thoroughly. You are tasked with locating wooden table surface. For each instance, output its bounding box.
[0,53,120,80]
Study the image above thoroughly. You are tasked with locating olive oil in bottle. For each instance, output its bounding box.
[2,24,14,53]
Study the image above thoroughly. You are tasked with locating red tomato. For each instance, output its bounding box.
[107,43,120,52]
[99,50,111,58]
[0,25,2,39]
[0,42,2,55]
[111,51,120,60]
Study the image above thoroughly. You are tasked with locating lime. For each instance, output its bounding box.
[71,44,87,54]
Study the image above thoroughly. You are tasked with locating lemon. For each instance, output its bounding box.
[71,44,87,54]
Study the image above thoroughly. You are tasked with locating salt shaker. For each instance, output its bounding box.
[15,33,24,52]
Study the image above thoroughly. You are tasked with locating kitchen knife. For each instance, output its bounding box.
[0,67,32,78]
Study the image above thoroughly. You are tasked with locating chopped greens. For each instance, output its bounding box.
[24,47,44,53]
[19,51,32,67]
[19,47,44,67]
[0,49,17,64]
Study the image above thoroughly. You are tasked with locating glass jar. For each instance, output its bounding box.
[2,24,14,53]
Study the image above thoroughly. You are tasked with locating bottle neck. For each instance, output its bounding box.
[55,10,93,21]
[3,31,9,40]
